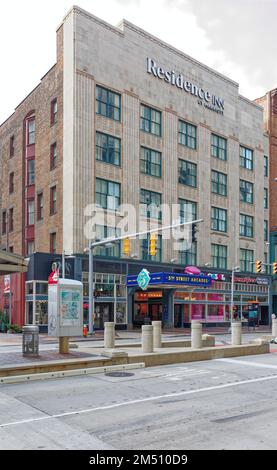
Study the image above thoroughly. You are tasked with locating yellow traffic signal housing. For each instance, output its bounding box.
[149,233,157,256]
[123,238,130,256]
[273,262,277,275]
[255,260,262,273]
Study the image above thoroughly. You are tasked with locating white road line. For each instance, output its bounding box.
[1,373,277,429]
[216,358,277,370]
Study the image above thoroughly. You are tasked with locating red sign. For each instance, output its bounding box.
[48,269,59,285]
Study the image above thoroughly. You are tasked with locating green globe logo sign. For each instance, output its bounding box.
[137,269,151,290]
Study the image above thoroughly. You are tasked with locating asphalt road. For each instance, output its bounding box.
[1,352,277,450]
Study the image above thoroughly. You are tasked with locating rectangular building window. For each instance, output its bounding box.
[179,199,197,223]
[240,248,254,272]
[96,86,121,121]
[95,225,121,257]
[179,242,197,266]
[264,156,268,177]
[178,159,197,187]
[211,134,227,160]
[178,120,197,150]
[9,208,14,232]
[9,172,14,194]
[240,214,254,238]
[141,234,162,262]
[140,147,162,178]
[96,178,120,211]
[27,159,35,185]
[50,232,57,254]
[50,98,57,125]
[211,207,227,232]
[264,220,268,242]
[240,146,253,170]
[50,186,57,215]
[240,180,253,204]
[27,240,34,255]
[10,136,14,157]
[27,118,35,145]
[211,170,227,196]
[264,188,268,209]
[140,189,162,220]
[27,200,35,226]
[37,193,44,221]
[50,142,57,170]
[212,244,227,269]
[140,104,161,136]
[96,132,121,166]
[2,211,7,235]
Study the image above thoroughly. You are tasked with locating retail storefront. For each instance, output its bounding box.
[7,253,271,331]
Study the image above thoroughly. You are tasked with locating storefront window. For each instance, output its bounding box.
[207,305,224,322]
[94,303,114,329]
[133,302,148,324]
[116,303,126,323]
[95,283,114,297]
[26,282,34,295]
[35,301,48,325]
[191,304,205,320]
[26,302,33,324]
[36,282,48,295]
[116,284,126,297]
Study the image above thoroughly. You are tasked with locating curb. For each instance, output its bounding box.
[0,362,145,385]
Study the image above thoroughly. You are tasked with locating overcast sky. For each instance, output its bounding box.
[0,0,276,124]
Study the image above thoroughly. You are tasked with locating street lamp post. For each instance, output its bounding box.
[230,266,240,323]
[88,241,94,335]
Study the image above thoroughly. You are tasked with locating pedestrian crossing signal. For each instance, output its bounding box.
[123,238,130,256]
[149,233,157,256]
[273,262,277,275]
[255,260,262,273]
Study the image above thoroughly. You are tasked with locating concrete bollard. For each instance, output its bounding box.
[104,322,115,349]
[59,336,69,354]
[142,325,153,353]
[152,321,162,349]
[232,322,242,345]
[272,318,277,337]
[191,321,202,349]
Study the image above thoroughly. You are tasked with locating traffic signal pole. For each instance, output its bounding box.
[85,218,203,335]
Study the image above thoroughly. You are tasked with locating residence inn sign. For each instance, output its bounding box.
[147,57,225,114]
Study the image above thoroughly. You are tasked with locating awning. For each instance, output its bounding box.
[0,250,29,275]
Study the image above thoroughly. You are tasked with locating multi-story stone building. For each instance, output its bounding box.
[0,6,271,330]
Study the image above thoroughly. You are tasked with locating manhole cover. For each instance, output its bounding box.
[105,371,134,377]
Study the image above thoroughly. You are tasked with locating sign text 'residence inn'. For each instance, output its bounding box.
[147,58,224,115]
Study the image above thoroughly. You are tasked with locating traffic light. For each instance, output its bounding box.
[255,260,262,273]
[149,233,157,256]
[191,223,198,243]
[123,238,130,256]
[273,262,277,275]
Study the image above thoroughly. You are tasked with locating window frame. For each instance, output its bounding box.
[211,207,227,233]
[211,170,227,196]
[140,104,162,137]
[240,179,253,204]
[96,178,121,211]
[140,188,162,221]
[240,145,253,170]
[211,134,227,161]
[50,186,57,215]
[178,120,197,150]
[140,146,162,178]
[211,243,228,269]
[96,132,121,167]
[239,213,254,238]
[37,192,44,221]
[96,85,121,122]
[50,98,57,125]
[178,159,197,188]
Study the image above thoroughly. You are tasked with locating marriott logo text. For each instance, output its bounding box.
[147,58,224,111]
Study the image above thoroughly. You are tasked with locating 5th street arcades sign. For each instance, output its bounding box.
[147,58,224,115]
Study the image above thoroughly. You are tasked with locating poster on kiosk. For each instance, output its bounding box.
[48,266,83,337]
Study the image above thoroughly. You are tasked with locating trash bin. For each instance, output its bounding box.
[22,325,39,357]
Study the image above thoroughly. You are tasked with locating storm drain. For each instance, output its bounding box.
[105,371,135,377]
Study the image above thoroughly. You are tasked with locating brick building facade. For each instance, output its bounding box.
[0,6,272,329]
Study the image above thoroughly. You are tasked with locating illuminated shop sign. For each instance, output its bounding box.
[127,272,212,288]
[147,58,224,115]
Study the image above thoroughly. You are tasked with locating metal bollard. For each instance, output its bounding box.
[191,321,202,349]
[104,322,115,349]
[142,325,153,353]
[232,322,242,345]
[22,325,39,357]
[152,321,162,349]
